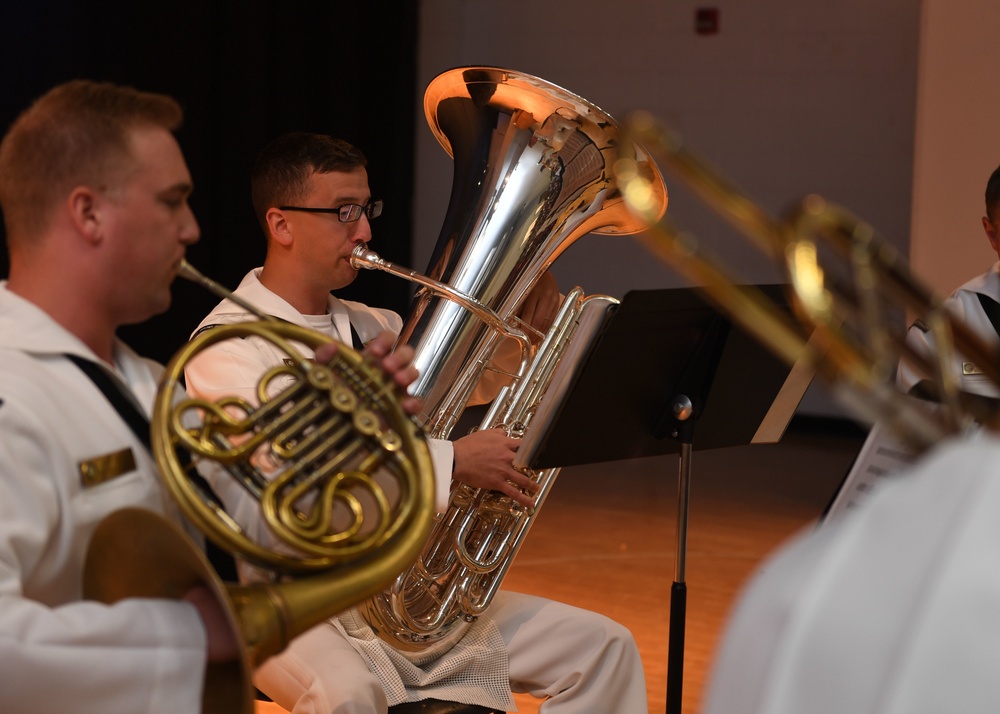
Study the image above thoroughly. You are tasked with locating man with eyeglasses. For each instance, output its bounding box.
[0,79,427,712]
[183,131,648,713]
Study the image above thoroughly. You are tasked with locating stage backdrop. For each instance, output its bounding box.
[0,0,419,365]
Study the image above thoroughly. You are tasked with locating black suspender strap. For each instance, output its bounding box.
[349,321,364,350]
[66,354,238,581]
[66,355,156,449]
[977,293,1000,340]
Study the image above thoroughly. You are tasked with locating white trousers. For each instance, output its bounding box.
[255,591,648,714]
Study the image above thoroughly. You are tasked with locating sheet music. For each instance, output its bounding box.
[822,419,918,523]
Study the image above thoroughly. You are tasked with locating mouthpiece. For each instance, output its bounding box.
[351,245,384,271]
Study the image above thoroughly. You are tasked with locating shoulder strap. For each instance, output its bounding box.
[66,355,152,448]
[977,293,1000,340]
[349,321,363,350]
[66,354,238,581]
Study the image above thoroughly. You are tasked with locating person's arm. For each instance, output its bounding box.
[451,428,540,508]
[469,270,562,405]
[516,269,561,337]
[444,273,559,508]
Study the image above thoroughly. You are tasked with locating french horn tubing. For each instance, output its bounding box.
[83,261,436,714]
[613,110,1000,452]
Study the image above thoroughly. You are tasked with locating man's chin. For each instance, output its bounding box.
[124,295,172,326]
[332,267,359,291]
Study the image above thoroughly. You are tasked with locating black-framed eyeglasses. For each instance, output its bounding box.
[278,199,383,223]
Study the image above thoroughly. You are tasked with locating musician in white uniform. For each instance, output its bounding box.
[897,163,1000,399]
[0,79,238,714]
[0,81,422,714]
[701,427,1000,714]
[701,165,1000,713]
[184,132,648,713]
[823,166,1000,521]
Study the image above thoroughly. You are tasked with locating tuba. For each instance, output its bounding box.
[83,261,436,713]
[352,66,667,657]
[611,111,1000,452]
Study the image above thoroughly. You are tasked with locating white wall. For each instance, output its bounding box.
[413,0,924,418]
[910,0,1000,297]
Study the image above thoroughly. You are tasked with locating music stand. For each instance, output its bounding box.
[515,286,813,714]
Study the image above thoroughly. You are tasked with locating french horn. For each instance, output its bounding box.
[612,111,1000,452]
[83,261,436,713]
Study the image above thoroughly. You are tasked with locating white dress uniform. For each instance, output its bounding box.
[183,268,649,714]
[897,261,1000,398]
[0,284,209,714]
[702,429,1000,714]
[704,263,1000,713]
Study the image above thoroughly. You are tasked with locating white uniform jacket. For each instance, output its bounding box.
[182,267,453,515]
[0,285,208,714]
[182,272,649,713]
[897,262,1000,398]
[702,429,1000,714]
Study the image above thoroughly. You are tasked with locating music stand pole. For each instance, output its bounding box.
[666,397,694,714]
[515,287,811,714]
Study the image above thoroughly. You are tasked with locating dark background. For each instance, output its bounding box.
[0,0,421,364]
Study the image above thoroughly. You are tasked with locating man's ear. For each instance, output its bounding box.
[266,207,294,247]
[983,215,999,255]
[67,186,102,244]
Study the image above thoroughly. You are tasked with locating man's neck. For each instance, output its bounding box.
[258,263,330,316]
[7,273,116,363]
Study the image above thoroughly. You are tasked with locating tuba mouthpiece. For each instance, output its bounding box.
[350,245,384,271]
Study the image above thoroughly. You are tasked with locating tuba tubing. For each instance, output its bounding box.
[351,265,617,657]
[345,66,666,659]
[83,261,436,713]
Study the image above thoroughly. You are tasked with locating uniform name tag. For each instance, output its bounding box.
[963,361,984,376]
[79,447,137,487]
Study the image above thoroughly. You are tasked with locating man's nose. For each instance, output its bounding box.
[181,205,200,245]
[352,216,372,243]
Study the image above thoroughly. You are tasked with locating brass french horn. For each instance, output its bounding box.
[83,261,436,713]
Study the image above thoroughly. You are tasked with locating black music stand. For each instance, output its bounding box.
[515,286,812,714]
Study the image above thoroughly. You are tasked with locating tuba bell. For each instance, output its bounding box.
[352,66,667,657]
[83,261,436,713]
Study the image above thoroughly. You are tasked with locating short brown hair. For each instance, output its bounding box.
[0,79,183,240]
[251,132,367,234]
[986,164,1000,222]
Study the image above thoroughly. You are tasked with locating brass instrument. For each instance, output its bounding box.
[612,111,1000,452]
[83,261,436,713]
[352,66,667,657]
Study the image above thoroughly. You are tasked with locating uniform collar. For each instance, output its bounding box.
[0,283,104,361]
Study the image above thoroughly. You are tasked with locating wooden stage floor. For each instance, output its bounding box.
[254,414,867,714]
[501,415,866,714]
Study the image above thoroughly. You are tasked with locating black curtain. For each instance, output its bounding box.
[0,0,419,364]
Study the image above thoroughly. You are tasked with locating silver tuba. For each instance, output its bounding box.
[352,66,667,657]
